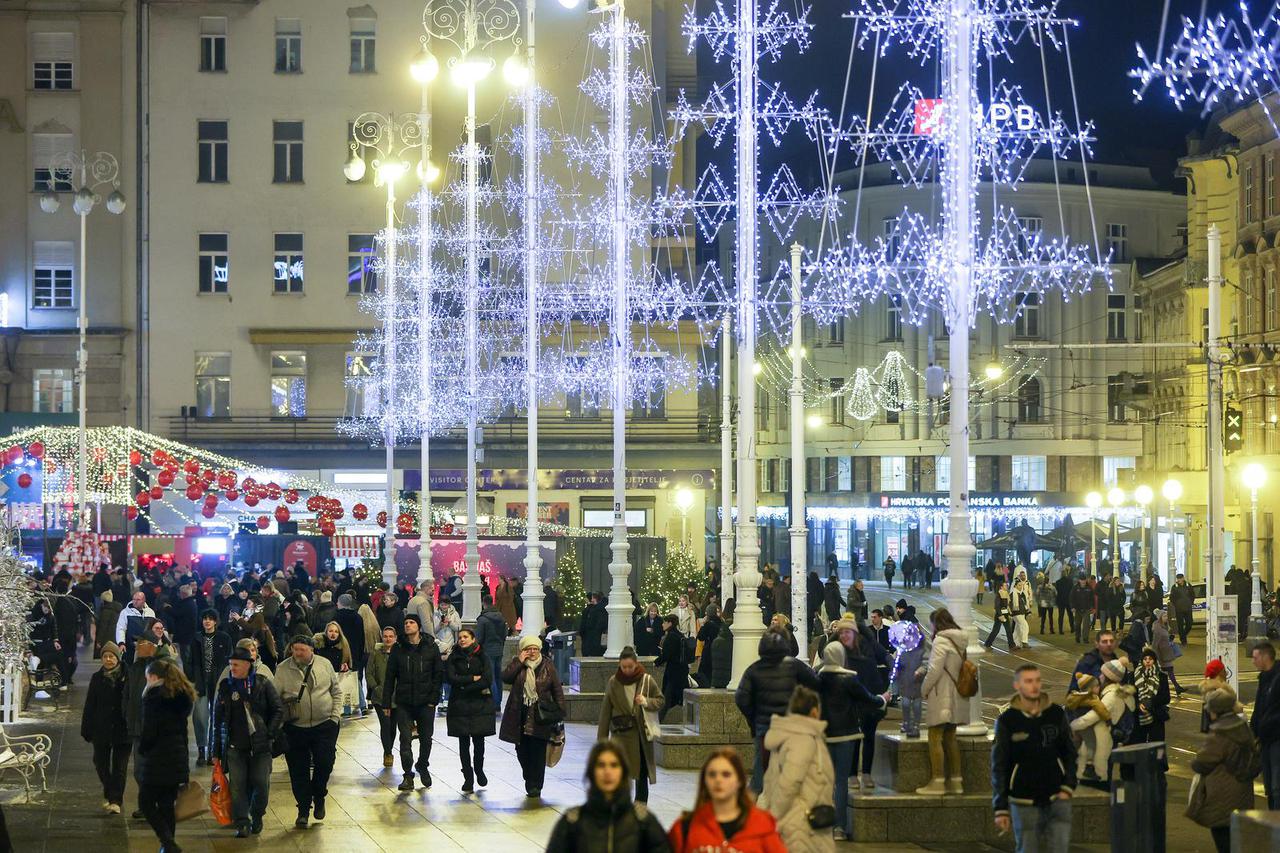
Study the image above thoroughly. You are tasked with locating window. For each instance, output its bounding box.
[805,457,821,492]
[195,352,231,417]
[830,378,844,426]
[197,120,228,183]
[33,133,73,191]
[1268,268,1278,331]
[757,387,770,431]
[1017,376,1042,422]
[837,456,853,491]
[350,18,376,73]
[1107,373,1126,423]
[273,233,304,293]
[1246,164,1257,224]
[344,353,378,417]
[935,455,976,491]
[270,351,307,417]
[1013,292,1041,337]
[828,318,844,345]
[1134,294,1145,342]
[1245,270,1259,333]
[32,368,72,413]
[1268,155,1277,218]
[1102,456,1136,488]
[883,216,902,255]
[33,242,74,309]
[760,459,775,493]
[1011,455,1046,491]
[32,33,74,90]
[1105,223,1128,263]
[1107,293,1126,340]
[566,388,601,418]
[273,121,303,182]
[198,233,228,293]
[886,295,902,341]
[1017,216,1043,253]
[275,19,301,73]
[347,234,377,294]
[199,17,227,72]
[880,456,907,491]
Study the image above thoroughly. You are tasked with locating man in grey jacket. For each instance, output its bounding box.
[405,586,436,639]
[275,635,342,828]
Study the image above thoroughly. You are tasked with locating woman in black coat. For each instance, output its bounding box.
[135,659,195,852]
[546,741,671,853]
[634,603,662,657]
[656,615,688,723]
[445,628,496,792]
[81,641,131,812]
[694,607,723,686]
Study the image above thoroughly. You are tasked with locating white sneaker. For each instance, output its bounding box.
[101,800,110,811]
[107,803,121,815]
[858,773,875,790]
[833,829,848,841]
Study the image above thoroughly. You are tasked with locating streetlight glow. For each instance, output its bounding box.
[983,362,1004,381]
[806,413,823,429]
[1161,478,1183,502]
[416,159,441,184]
[1134,484,1153,506]
[343,150,367,182]
[375,159,409,185]
[1085,491,1102,509]
[1107,487,1125,508]
[1243,462,1268,491]
[450,53,494,87]
[502,51,530,87]
[674,487,695,512]
[410,46,440,82]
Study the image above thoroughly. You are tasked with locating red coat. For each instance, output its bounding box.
[668,802,787,853]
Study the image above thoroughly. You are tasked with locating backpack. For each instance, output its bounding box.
[1111,702,1137,744]
[954,650,979,698]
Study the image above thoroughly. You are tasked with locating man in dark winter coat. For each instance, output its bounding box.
[1169,574,1195,646]
[189,609,233,765]
[823,576,844,623]
[1068,630,1119,694]
[474,601,508,711]
[168,584,200,667]
[1251,641,1280,808]
[709,620,734,689]
[210,648,284,836]
[381,614,444,790]
[1054,570,1074,635]
[375,592,405,638]
[734,630,819,792]
[1069,577,1094,643]
[992,664,1077,851]
[579,593,608,657]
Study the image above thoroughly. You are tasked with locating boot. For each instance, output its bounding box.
[475,762,488,787]
[945,777,964,795]
[398,775,415,791]
[915,777,947,795]
[462,769,474,794]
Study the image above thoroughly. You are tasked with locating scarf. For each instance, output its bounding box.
[615,663,647,686]
[1134,664,1160,726]
[522,655,541,706]
[101,662,123,683]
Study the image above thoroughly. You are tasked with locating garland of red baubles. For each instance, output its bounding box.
[2,442,418,538]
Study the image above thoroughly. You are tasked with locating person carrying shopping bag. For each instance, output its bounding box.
[597,647,665,804]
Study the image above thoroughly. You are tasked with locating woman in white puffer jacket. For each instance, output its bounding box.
[758,685,836,853]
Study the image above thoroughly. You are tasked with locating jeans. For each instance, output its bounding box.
[900,697,921,734]
[283,721,338,813]
[138,782,179,847]
[355,664,367,713]
[851,712,882,774]
[515,735,548,793]
[1073,609,1092,642]
[91,740,131,805]
[488,654,504,711]
[373,704,397,755]
[1262,739,1280,809]
[828,740,856,834]
[751,734,767,793]
[1174,610,1192,645]
[1009,800,1072,853]
[192,695,211,757]
[984,618,1014,649]
[395,704,435,776]
[225,745,272,827]
[1038,606,1053,634]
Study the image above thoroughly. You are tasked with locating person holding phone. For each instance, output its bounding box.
[500,635,565,798]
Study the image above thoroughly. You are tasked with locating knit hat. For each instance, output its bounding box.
[320,590,332,603]
[101,590,113,603]
[229,647,254,663]
[290,634,315,648]
[403,614,421,628]
[1075,673,1098,693]
[1205,659,1226,680]
[896,599,908,609]
[1101,658,1127,684]
[1205,686,1239,717]
[99,641,121,661]
[518,635,542,651]
[831,617,858,634]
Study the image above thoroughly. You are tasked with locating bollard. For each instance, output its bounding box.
[1108,741,1166,853]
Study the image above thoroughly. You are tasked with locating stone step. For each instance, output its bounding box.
[871,731,993,793]
[569,656,657,693]
[653,724,755,769]
[653,688,752,769]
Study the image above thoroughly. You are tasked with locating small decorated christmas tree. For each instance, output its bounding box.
[640,547,703,614]
[555,544,586,625]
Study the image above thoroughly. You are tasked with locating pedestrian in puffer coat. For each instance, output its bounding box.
[1189,687,1260,853]
[81,642,131,812]
[134,660,195,852]
[758,687,835,853]
[816,642,887,836]
[709,619,734,689]
[445,629,495,792]
[657,616,689,721]
[823,577,844,623]
[735,630,820,793]
[96,592,123,659]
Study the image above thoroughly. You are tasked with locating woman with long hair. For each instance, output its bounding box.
[546,741,670,852]
[241,607,278,671]
[635,603,663,657]
[135,658,195,852]
[668,747,785,853]
[446,627,495,792]
[917,607,967,795]
[313,621,352,673]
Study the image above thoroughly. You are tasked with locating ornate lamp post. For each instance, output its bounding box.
[1134,484,1153,584]
[1243,462,1267,638]
[1107,486,1125,576]
[1162,477,1183,580]
[40,151,125,533]
[1085,490,1102,574]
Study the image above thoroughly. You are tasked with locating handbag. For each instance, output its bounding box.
[545,728,566,768]
[536,694,565,727]
[807,803,837,830]
[175,780,209,822]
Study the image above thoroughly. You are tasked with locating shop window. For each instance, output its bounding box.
[1011,455,1046,491]
[1102,456,1135,488]
[270,351,307,417]
[344,352,377,417]
[880,456,906,490]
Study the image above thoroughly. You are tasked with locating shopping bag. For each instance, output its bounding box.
[175,780,209,822]
[338,670,359,709]
[545,728,566,768]
[209,760,233,826]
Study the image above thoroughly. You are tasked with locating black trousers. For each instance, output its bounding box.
[138,782,179,847]
[395,704,434,776]
[634,744,650,803]
[373,704,397,754]
[1175,610,1192,645]
[984,618,1014,649]
[283,721,338,813]
[457,735,485,779]
[92,740,131,805]
[515,735,547,793]
[1057,606,1072,633]
[851,712,883,774]
[1038,606,1053,634]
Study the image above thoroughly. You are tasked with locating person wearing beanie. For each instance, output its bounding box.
[817,641,889,838]
[275,634,341,827]
[500,633,564,797]
[381,613,443,790]
[82,641,131,813]
[734,629,820,793]
[189,608,233,766]
[1070,657,1135,781]
[211,647,284,836]
[1189,685,1260,853]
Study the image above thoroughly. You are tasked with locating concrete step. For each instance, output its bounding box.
[871,731,993,794]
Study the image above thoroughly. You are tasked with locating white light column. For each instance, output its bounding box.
[384,175,401,587]
[729,0,764,687]
[461,74,483,622]
[1244,463,1267,637]
[788,243,807,659]
[1206,223,1229,686]
[938,0,984,735]
[413,46,439,591]
[603,0,633,657]
[720,317,735,606]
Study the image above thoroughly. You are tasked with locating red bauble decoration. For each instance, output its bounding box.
[185,484,204,502]
[241,477,257,491]
[135,491,150,508]
[266,482,281,500]
[319,519,336,536]
[224,488,240,502]
[329,505,345,521]
[352,503,368,520]
[256,515,270,530]
[126,505,139,521]
[284,489,299,505]
[274,505,290,523]
[217,471,235,490]
[6,445,21,464]
[305,496,320,512]
[395,513,414,534]
[244,494,259,508]
[182,458,199,474]
[201,505,217,519]
[16,472,32,489]
[149,485,164,501]
[204,493,218,507]
[27,441,44,459]
[376,511,388,528]
[150,450,166,467]
[157,469,174,487]
[129,449,143,467]
[201,468,216,484]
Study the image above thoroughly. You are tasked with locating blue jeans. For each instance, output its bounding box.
[488,654,503,711]
[1263,739,1280,809]
[751,734,766,793]
[192,696,211,756]
[1010,800,1072,853]
[828,740,856,834]
[225,745,272,827]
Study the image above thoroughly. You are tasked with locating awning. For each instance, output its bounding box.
[331,535,381,558]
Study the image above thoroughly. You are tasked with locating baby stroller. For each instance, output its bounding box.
[22,650,63,711]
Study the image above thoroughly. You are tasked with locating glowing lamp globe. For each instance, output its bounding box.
[72,187,95,216]
[1107,487,1125,508]
[503,53,530,87]
[105,190,126,215]
[558,0,582,7]
[1244,462,1268,492]
[450,53,494,88]
[343,150,367,182]
[416,159,441,184]
[984,362,1004,381]
[1085,491,1102,510]
[674,488,695,512]
[39,191,60,214]
[1134,484,1154,506]
[410,47,440,83]
[374,159,408,186]
[806,413,823,429]
[1161,478,1183,503]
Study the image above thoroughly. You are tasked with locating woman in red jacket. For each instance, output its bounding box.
[668,747,786,853]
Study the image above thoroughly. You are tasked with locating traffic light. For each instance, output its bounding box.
[1225,406,1243,453]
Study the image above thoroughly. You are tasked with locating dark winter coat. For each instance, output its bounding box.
[817,668,886,740]
[445,643,497,737]
[375,603,405,636]
[365,642,394,709]
[634,615,663,657]
[547,791,671,853]
[474,606,508,657]
[657,626,689,699]
[81,668,130,746]
[95,600,123,657]
[500,654,565,742]
[710,621,734,689]
[734,632,820,735]
[133,687,193,787]
[382,636,444,708]
[1053,575,1073,609]
[188,630,233,698]
[1188,713,1260,828]
[209,673,284,760]
[1252,666,1280,745]
[580,603,608,656]
[991,694,1077,815]
[52,595,79,647]
[1169,581,1195,614]
[335,608,367,664]
[823,579,844,622]
[169,596,199,646]
[696,616,722,682]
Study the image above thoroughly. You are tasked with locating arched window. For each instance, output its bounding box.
[1017,377,1042,423]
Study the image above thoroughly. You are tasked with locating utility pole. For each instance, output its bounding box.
[1206,223,1234,692]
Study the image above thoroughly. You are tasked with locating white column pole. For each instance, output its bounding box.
[417,79,435,591]
[461,64,483,622]
[382,173,399,587]
[604,0,633,657]
[1252,489,1265,636]
[720,316,735,605]
[76,164,89,532]
[521,0,545,639]
[788,243,807,660]
[1206,223,1228,684]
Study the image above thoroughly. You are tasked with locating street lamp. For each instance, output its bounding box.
[347,113,423,586]
[1107,487,1125,577]
[1162,477,1183,581]
[1134,484,1153,584]
[1085,490,1102,574]
[41,150,126,533]
[674,487,694,546]
[1243,462,1267,636]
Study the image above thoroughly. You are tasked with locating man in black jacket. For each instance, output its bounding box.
[579,593,608,657]
[1251,641,1280,808]
[334,594,367,714]
[734,631,819,793]
[1053,570,1074,635]
[189,609,233,765]
[168,583,199,669]
[992,664,1077,851]
[211,648,284,837]
[382,614,443,790]
[1168,574,1195,646]
[1069,577,1094,643]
